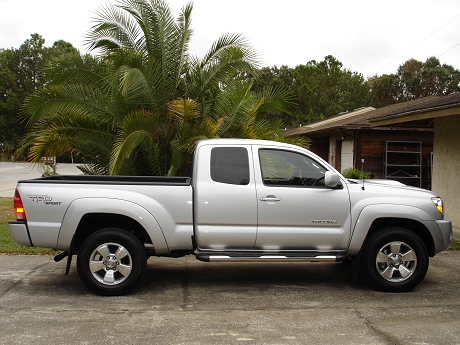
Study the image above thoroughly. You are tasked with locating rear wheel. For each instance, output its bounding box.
[77,228,147,296]
[362,227,429,292]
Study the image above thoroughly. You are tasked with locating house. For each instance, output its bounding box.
[285,100,435,190]
[368,93,460,234]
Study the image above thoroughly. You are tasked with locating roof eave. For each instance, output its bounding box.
[369,103,460,127]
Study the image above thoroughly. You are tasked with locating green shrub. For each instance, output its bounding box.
[342,168,371,179]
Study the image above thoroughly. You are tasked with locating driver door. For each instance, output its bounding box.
[254,147,351,251]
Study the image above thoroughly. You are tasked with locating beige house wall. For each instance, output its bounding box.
[433,115,460,233]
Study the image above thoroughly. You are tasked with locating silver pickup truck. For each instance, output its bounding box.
[9,139,452,295]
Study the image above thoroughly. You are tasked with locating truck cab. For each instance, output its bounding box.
[193,140,350,253]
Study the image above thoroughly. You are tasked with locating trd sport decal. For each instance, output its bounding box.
[28,195,62,205]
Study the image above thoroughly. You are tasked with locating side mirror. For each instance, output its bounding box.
[325,171,342,189]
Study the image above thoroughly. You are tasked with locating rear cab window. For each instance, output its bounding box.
[210,147,250,185]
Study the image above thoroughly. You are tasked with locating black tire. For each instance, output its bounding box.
[361,227,429,292]
[77,228,147,296]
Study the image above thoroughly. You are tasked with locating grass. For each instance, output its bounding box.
[0,197,58,254]
[1,196,459,253]
[449,239,460,250]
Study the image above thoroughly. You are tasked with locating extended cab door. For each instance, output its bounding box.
[193,143,257,250]
[253,146,351,251]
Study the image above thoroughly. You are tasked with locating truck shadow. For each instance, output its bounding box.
[137,258,366,294]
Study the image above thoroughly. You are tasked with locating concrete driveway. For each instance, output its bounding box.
[0,252,459,344]
[1,162,459,344]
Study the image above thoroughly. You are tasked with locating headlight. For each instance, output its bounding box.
[431,197,443,214]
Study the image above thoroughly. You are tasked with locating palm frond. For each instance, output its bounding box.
[20,84,114,128]
[86,2,142,53]
[174,2,193,87]
[78,164,110,175]
[255,86,296,115]
[110,109,159,174]
[116,65,154,105]
[201,33,257,67]
[44,54,107,87]
[19,111,114,165]
[194,46,259,99]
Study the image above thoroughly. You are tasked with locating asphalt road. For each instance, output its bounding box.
[0,252,459,345]
[0,162,81,197]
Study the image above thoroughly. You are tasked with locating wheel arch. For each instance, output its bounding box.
[72,213,153,254]
[56,198,169,254]
[366,218,435,257]
[348,204,438,257]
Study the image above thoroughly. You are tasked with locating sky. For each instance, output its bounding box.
[1,0,459,78]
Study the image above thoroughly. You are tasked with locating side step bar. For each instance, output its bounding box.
[195,251,346,263]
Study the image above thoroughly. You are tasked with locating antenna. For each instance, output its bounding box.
[361,158,365,191]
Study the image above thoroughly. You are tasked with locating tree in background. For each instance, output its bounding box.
[20,0,304,175]
[0,34,79,158]
[366,73,400,108]
[253,56,460,126]
[398,57,460,100]
[0,49,21,154]
[368,57,460,106]
[250,65,296,126]
[294,56,369,123]
[3,25,460,163]
[251,55,370,127]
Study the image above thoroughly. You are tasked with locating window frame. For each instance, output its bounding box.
[258,148,328,188]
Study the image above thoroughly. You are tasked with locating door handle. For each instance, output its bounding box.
[260,196,281,202]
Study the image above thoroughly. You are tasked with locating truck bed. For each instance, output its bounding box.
[19,175,191,186]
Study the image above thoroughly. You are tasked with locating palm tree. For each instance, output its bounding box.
[20,54,117,174]
[20,0,307,176]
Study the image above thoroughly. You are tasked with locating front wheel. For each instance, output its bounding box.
[77,228,147,296]
[362,227,429,292]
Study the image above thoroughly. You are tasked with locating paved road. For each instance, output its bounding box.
[0,252,459,345]
[0,162,81,197]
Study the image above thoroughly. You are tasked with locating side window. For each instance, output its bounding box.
[211,147,250,185]
[259,149,326,187]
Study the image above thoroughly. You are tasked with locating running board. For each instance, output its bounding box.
[195,251,345,263]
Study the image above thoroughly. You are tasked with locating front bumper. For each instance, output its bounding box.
[8,221,32,247]
[436,219,453,252]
